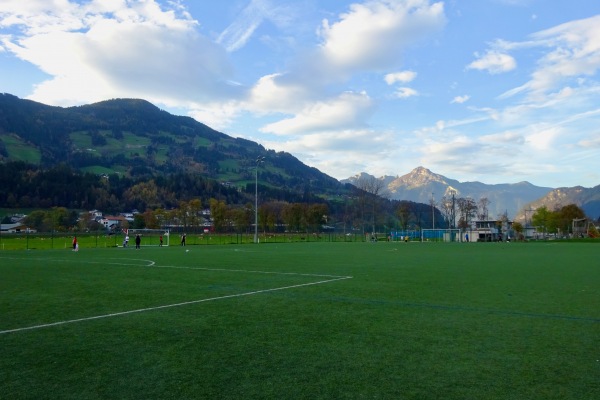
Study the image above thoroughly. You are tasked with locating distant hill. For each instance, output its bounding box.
[515,185,600,222]
[3,93,597,221]
[343,167,554,219]
[0,93,345,198]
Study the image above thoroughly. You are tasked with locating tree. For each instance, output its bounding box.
[122,180,160,210]
[512,221,524,240]
[588,224,599,238]
[478,197,490,220]
[282,203,305,232]
[25,210,51,232]
[439,195,455,228]
[142,210,160,229]
[532,206,551,238]
[132,213,146,229]
[396,201,412,230]
[231,205,252,233]
[51,207,76,231]
[209,198,228,233]
[188,198,203,229]
[354,175,386,234]
[456,197,477,230]
[306,203,328,232]
[556,204,585,235]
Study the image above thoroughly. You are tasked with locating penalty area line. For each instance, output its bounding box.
[0,276,352,335]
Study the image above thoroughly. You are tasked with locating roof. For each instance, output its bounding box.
[1,223,29,231]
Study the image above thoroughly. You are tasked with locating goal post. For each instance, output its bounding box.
[421,228,461,242]
[125,229,170,247]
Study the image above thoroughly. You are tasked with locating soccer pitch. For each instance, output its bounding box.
[1,242,598,399]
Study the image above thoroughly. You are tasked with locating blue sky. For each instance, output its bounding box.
[1,0,600,188]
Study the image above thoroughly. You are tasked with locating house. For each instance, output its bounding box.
[464,219,512,242]
[88,210,103,220]
[99,216,128,231]
[0,223,35,233]
[9,214,26,223]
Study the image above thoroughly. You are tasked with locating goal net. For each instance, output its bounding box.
[420,229,461,242]
[123,229,170,247]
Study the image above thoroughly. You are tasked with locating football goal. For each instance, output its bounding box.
[420,228,461,242]
[123,229,170,247]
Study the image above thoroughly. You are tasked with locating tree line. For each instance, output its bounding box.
[529,204,596,237]
[2,162,450,235]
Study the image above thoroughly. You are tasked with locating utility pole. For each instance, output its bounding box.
[254,156,265,244]
[524,208,534,239]
[431,192,435,229]
[451,191,456,229]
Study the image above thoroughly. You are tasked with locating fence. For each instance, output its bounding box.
[0,231,373,250]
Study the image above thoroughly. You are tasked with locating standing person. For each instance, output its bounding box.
[135,234,141,249]
[159,235,163,247]
[72,236,77,251]
[181,233,186,246]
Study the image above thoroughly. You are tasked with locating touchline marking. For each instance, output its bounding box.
[0,256,156,267]
[1,256,346,278]
[153,264,352,279]
[0,276,352,335]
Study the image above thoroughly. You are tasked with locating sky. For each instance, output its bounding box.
[1,0,600,188]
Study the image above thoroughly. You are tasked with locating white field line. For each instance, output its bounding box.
[0,276,352,335]
[0,256,156,267]
[0,255,350,279]
[153,265,351,279]
[0,256,353,335]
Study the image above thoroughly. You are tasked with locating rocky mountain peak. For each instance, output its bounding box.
[345,166,556,219]
[390,166,448,189]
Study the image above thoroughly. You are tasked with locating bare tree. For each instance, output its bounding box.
[478,197,490,220]
[457,197,477,230]
[354,175,386,234]
[439,195,455,228]
[396,201,411,230]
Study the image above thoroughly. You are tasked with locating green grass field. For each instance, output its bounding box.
[1,134,41,164]
[1,242,598,399]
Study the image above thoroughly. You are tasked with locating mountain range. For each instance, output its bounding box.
[1,93,599,221]
[343,167,600,220]
[0,93,345,198]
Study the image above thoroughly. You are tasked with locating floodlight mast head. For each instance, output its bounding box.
[254,156,265,244]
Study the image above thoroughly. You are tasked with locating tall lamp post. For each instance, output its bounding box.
[431,192,435,229]
[254,156,265,243]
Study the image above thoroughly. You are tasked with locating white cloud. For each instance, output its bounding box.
[479,14,600,101]
[578,136,600,148]
[246,73,312,114]
[244,0,447,136]
[0,0,237,106]
[263,128,397,179]
[260,91,374,135]
[394,87,419,99]
[525,126,562,150]
[481,131,525,145]
[188,101,242,131]
[451,95,470,104]
[467,51,516,74]
[384,70,417,85]
[217,0,299,52]
[317,0,446,73]
[524,15,600,96]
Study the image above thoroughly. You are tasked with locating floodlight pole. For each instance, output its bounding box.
[254,156,265,244]
[431,192,435,229]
